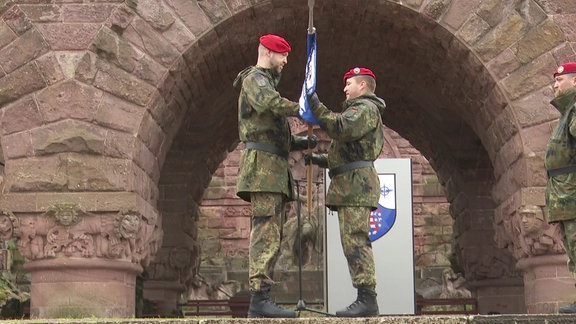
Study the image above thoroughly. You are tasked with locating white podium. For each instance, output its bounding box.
[324,158,415,315]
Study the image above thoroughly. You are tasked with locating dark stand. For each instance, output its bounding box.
[294,179,334,317]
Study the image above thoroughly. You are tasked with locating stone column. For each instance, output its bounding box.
[469,278,525,314]
[517,254,576,313]
[0,192,162,318]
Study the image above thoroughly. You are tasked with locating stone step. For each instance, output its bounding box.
[8,314,576,324]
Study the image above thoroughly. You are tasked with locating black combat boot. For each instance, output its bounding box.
[335,286,379,317]
[248,286,297,318]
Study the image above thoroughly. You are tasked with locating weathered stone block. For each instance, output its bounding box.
[31,120,106,155]
[501,53,556,101]
[488,49,522,80]
[493,134,523,184]
[92,58,156,106]
[554,14,576,42]
[96,93,145,134]
[4,155,68,191]
[160,16,195,53]
[131,146,159,191]
[36,80,102,123]
[424,0,449,21]
[520,122,554,154]
[63,3,117,23]
[2,129,34,159]
[474,13,528,62]
[0,20,16,49]
[477,0,513,27]
[123,17,180,67]
[17,3,62,22]
[521,186,546,206]
[127,0,175,31]
[36,53,66,85]
[537,0,576,14]
[442,0,480,31]
[139,111,165,156]
[1,95,42,135]
[523,152,547,187]
[3,5,33,36]
[224,0,251,14]
[0,62,46,106]
[514,19,565,64]
[164,0,212,36]
[198,0,233,24]
[36,23,100,50]
[92,27,138,72]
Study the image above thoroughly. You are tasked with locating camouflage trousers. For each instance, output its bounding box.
[249,192,286,292]
[337,206,377,288]
[560,219,576,276]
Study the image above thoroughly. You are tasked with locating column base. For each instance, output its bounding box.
[517,254,576,314]
[143,280,186,317]
[469,278,525,314]
[24,258,142,318]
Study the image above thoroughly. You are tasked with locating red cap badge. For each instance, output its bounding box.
[259,34,291,53]
[343,67,376,84]
[554,62,576,77]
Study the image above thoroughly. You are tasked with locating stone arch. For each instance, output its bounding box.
[0,0,574,317]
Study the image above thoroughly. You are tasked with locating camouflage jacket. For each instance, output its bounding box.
[232,65,301,202]
[311,92,386,210]
[545,88,576,222]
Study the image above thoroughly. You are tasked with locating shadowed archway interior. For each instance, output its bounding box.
[157,0,516,294]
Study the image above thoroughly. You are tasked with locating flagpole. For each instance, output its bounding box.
[306,0,315,217]
[296,0,333,316]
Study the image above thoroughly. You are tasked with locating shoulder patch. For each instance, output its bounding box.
[342,107,358,117]
[254,74,267,87]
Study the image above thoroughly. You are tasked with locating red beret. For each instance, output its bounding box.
[259,34,291,53]
[343,67,376,84]
[554,62,576,77]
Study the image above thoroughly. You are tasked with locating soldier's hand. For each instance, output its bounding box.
[307,92,320,110]
[303,153,324,166]
[307,135,318,149]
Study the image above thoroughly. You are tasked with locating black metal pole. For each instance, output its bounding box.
[294,179,333,316]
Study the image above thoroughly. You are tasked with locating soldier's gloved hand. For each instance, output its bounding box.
[292,135,317,151]
[303,153,325,167]
[307,135,318,149]
[307,92,320,110]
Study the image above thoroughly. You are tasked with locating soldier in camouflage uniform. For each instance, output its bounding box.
[305,67,386,317]
[545,62,576,314]
[232,34,316,318]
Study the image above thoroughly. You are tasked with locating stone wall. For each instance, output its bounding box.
[2,0,576,317]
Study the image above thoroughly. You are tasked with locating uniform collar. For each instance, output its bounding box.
[254,66,282,87]
[551,88,576,114]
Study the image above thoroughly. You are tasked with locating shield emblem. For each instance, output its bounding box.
[369,178,397,242]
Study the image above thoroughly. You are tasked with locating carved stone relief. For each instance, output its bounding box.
[0,203,162,268]
[512,205,564,258]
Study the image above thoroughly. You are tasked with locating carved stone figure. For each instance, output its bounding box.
[47,202,83,227]
[439,268,472,299]
[109,213,139,261]
[514,205,564,258]
[0,211,15,241]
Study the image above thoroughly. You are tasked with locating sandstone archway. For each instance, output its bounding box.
[0,0,574,318]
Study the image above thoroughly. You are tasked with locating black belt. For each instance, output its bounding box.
[329,160,373,178]
[547,165,576,178]
[244,142,288,159]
